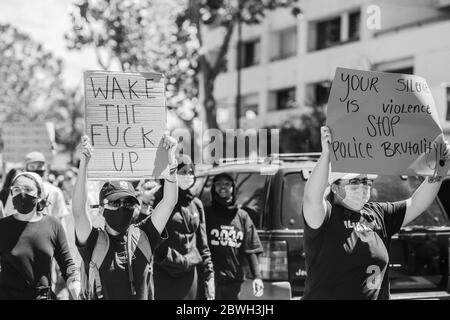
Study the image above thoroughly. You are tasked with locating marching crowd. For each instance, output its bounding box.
[0,126,449,300]
[0,134,264,300]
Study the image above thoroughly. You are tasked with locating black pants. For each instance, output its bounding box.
[215,280,243,300]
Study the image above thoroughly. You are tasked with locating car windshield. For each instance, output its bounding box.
[370,175,450,228]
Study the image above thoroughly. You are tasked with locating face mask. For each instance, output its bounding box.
[178,175,195,190]
[103,208,134,234]
[340,185,370,211]
[12,193,37,215]
[31,170,45,178]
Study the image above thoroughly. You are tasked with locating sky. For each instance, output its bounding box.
[0,0,99,88]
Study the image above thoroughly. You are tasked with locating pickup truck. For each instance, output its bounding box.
[194,153,450,300]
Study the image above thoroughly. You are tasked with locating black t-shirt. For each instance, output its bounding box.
[0,215,76,299]
[205,206,263,282]
[77,216,166,300]
[302,201,407,300]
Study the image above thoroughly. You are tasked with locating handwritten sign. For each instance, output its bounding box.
[84,71,170,180]
[1,122,55,163]
[326,67,448,176]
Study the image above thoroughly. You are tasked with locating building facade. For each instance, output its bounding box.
[202,0,450,138]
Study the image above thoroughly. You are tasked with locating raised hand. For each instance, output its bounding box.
[161,134,178,165]
[79,135,94,164]
[320,126,332,154]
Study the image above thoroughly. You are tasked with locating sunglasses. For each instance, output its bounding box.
[27,163,46,171]
[337,178,374,187]
[103,199,137,210]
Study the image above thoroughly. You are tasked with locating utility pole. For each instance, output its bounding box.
[235,5,242,129]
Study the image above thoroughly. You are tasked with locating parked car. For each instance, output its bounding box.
[194,153,450,299]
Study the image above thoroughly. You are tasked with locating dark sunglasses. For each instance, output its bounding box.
[337,178,374,187]
[104,199,137,210]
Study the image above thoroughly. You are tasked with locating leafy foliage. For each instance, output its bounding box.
[0,23,64,123]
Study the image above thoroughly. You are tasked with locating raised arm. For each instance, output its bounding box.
[403,141,450,226]
[72,135,93,245]
[302,126,332,229]
[150,135,178,234]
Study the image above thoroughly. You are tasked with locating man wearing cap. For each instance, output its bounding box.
[72,135,178,300]
[301,126,450,300]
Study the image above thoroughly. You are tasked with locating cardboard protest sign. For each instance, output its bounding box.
[1,122,55,163]
[84,71,170,180]
[326,67,448,176]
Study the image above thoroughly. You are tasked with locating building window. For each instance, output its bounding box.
[274,87,296,110]
[446,87,450,121]
[306,81,331,106]
[312,10,361,51]
[383,67,414,75]
[348,11,361,41]
[272,27,297,60]
[316,17,341,50]
[240,39,260,68]
[240,93,259,119]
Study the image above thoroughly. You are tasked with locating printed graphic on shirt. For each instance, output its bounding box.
[109,245,136,271]
[209,225,243,248]
[343,213,381,254]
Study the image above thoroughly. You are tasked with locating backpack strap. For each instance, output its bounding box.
[88,229,109,299]
[127,225,153,296]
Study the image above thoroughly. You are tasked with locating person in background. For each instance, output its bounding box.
[301,126,450,300]
[72,135,178,300]
[205,173,264,300]
[0,168,20,219]
[151,155,215,300]
[0,172,80,300]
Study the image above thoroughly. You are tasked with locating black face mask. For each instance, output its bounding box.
[103,208,134,234]
[32,170,45,178]
[12,193,37,215]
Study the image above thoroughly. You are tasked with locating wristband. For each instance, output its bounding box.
[428,175,442,183]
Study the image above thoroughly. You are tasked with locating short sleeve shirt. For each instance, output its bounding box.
[205,208,263,282]
[77,217,167,300]
[302,201,407,300]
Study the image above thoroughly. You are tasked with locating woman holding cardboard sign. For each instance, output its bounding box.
[302,126,450,300]
[72,134,178,300]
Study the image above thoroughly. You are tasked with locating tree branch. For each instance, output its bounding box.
[211,20,234,78]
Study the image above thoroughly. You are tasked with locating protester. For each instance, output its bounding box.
[205,173,264,300]
[0,172,80,300]
[151,156,215,300]
[3,152,69,223]
[72,135,178,300]
[301,126,450,300]
[0,168,20,219]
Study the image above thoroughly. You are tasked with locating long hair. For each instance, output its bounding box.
[0,168,20,204]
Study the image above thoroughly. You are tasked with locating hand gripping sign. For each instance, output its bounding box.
[326,67,449,177]
[84,71,171,180]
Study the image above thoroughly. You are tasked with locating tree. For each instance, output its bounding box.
[44,87,85,165]
[65,0,300,130]
[0,23,65,123]
[183,0,300,129]
[65,0,200,129]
